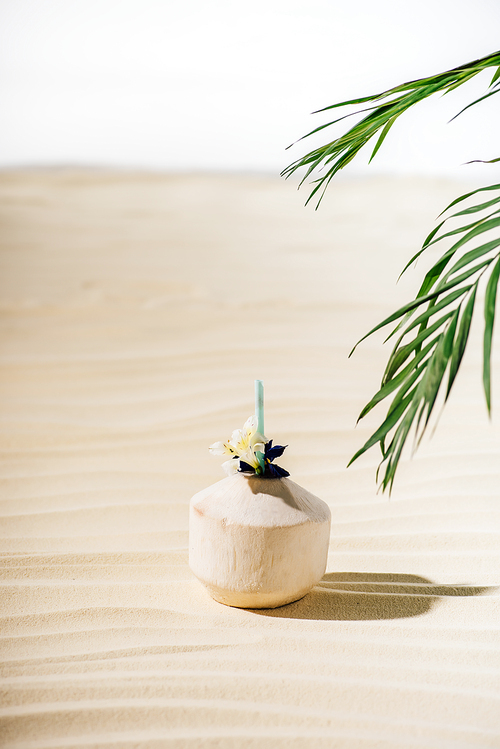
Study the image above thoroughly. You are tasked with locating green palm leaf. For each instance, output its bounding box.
[282,52,500,208]
[283,51,500,491]
[352,187,500,491]
[483,256,500,413]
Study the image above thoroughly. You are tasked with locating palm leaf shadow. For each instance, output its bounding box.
[250,572,495,621]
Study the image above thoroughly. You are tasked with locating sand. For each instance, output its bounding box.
[0,170,499,748]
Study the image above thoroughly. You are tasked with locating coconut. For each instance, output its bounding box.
[189,472,331,608]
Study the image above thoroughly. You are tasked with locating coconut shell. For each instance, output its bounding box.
[189,472,331,608]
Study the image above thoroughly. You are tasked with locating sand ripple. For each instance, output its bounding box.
[1,172,499,747]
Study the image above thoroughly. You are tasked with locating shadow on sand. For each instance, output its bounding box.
[250,572,495,621]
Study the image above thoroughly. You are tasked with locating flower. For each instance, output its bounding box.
[262,440,290,478]
[209,416,289,478]
[209,415,266,474]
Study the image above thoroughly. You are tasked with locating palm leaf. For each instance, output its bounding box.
[446,287,477,399]
[283,51,500,491]
[483,256,500,413]
[282,52,500,209]
[354,189,500,491]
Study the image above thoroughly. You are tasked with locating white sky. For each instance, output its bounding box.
[1,0,499,177]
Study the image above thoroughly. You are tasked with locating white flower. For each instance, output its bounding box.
[222,459,240,476]
[209,415,267,474]
[208,440,236,457]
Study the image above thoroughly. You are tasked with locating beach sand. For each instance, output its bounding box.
[1,170,499,747]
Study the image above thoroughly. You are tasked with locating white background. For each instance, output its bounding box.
[1,0,499,177]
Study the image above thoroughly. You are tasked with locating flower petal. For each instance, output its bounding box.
[222,458,240,475]
[230,429,247,451]
[238,460,255,473]
[266,462,290,478]
[244,415,258,434]
[266,444,288,461]
[251,431,267,447]
[239,448,260,470]
[209,441,231,456]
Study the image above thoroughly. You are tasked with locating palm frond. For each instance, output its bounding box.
[349,186,500,492]
[282,51,500,208]
[283,51,500,491]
